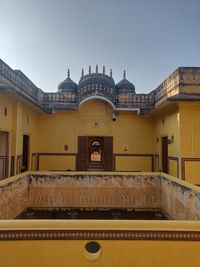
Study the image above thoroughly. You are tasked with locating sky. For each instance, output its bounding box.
[0,0,200,93]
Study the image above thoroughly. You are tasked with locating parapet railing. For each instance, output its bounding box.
[0,58,189,111]
[0,59,38,100]
[154,68,180,106]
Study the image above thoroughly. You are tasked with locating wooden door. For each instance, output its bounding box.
[77,136,113,171]
[0,131,9,179]
[103,136,113,171]
[77,136,88,171]
[161,136,168,174]
[22,135,29,172]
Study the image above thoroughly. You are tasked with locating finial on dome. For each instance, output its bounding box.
[67,69,70,78]
[89,65,91,74]
[81,68,84,78]
[110,69,112,78]
[103,65,105,74]
[96,64,98,73]
[123,70,126,79]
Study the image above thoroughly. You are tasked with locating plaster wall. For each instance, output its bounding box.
[1,171,200,221]
[37,100,155,171]
[161,173,200,220]
[0,173,28,219]
[0,93,39,176]
[0,238,200,267]
[28,173,161,209]
[179,102,200,183]
[154,108,180,177]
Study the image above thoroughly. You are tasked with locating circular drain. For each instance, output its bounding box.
[84,241,101,261]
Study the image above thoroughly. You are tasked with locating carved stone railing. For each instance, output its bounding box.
[77,84,115,104]
[43,92,77,103]
[115,93,154,107]
[179,67,200,86]
[3,58,198,112]
[1,171,200,220]
[154,68,180,106]
[0,59,38,100]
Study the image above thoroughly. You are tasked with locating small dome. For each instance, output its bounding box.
[58,69,77,92]
[116,70,135,93]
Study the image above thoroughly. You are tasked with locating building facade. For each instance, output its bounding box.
[1,59,200,183]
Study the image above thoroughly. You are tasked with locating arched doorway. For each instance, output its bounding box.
[88,137,104,170]
[77,136,113,171]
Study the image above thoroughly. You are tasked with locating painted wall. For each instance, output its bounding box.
[3,93,200,181]
[0,172,28,219]
[28,173,161,209]
[161,173,200,220]
[0,93,39,176]
[1,238,200,267]
[180,102,200,184]
[37,100,155,172]
[154,106,180,177]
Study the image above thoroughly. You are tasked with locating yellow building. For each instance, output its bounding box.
[1,59,200,183]
[1,59,200,266]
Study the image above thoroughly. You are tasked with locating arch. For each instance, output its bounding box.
[78,95,115,109]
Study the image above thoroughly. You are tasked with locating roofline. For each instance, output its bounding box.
[78,95,140,113]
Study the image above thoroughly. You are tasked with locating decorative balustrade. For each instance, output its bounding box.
[43,92,77,103]
[0,59,38,100]
[1,58,194,112]
[77,84,115,104]
[154,69,180,106]
[1,171,200,220]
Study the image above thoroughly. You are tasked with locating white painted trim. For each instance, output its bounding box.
[78,96,115,109]
[78,95,140,113]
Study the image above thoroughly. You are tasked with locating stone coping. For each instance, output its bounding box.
[2,170,200,194]
[0,219,200,231]
[162,172,200,193]
[0,171,29,187]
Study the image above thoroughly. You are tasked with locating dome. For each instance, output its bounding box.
[116,70,135,93]
[77,66,116,102]
[58,69,77,92]
[78,66,115,89]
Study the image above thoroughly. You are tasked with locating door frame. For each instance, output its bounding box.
[77,136,113,171]
[161,136,168,174]
[22,134,30,172]
[0,131,9,179]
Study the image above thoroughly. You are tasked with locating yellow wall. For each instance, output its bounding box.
[184,161,200,184]
[0,93,39,176]
[0,94,16,175]
[180,102,200,183]
[0,239,200,267]
[153,106,180,177]
[1,219,200,267]
[37,100,154,171]
[39,155,76,171]
[115,156,152,171]
[3,94,200,181]
[168,158,178,177]
[180,103,200,157]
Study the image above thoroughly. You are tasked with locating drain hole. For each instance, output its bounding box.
[85,242,101,254]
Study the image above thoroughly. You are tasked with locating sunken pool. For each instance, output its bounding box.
[16,208,168,220]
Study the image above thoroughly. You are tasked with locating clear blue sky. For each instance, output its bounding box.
[0,0,200,93]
